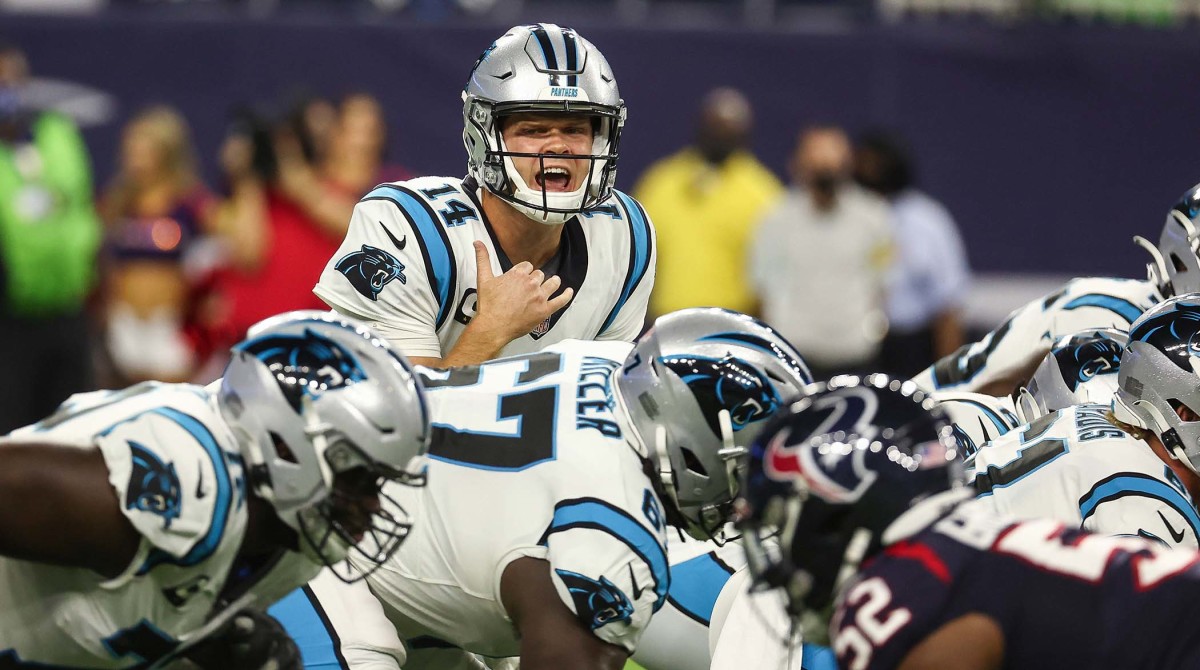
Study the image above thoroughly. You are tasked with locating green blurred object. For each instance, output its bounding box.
[625,660,647,670]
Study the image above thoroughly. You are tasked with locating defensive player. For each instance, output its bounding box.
[737,376,1200,670]
[967,299,1199,548]
[912,181,1200,395]
[273,308,812,669]
[0,311,429,668]
[315,23,655,367]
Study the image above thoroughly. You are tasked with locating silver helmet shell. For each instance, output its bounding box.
[1013,328,1127,424]
[1135,182,1200,298]
[463,23,625,224]
[613,308,812,540]
[1113,294,1200,473]
[217,310,429,578]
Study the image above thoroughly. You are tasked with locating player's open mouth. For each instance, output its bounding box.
[535,166,573,192]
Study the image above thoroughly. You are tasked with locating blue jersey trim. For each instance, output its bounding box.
[600,192,652,335]
[801,643,838,670]
[665,552,735,626]
[270,587,349,670]
[541,497,670,611]
[135,407,235,574]
[1078,473,1200,538]
[1062,294,1143,325]
[954,397,1017,434]
[364,184,457,330]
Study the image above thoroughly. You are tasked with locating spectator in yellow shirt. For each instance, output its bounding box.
[634,88,782,318]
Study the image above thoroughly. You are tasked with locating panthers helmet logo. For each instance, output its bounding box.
[1053,336,1122,390]
[237,328,368,411]
[125,441,182,528]
[335,244,406,301]
[555,570,634,630]
[659,354,782,438]
[1131,301,1200,372]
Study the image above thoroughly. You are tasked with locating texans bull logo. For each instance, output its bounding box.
[336,244,406,301]
[658,354,781,438]
[125,441,182,528]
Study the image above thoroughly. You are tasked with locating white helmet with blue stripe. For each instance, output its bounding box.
[462,23,625,224]
[218,310,430,580]
[614,308,812,540]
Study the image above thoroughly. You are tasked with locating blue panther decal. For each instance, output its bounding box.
[658,354,782,437]
[1051,332,1123,391]
[1132,301,1200,372]
[555,570,634,630]
[125,441,182,528]
[236,327,368,411]
[335,244,406,301]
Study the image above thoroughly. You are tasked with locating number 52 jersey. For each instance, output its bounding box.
[358,339,670,657]
[832,499,1200,670]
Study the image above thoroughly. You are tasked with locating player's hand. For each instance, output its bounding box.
[183,609,302,670]
[472,240,574,342]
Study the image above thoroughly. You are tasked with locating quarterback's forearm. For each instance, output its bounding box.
[435,319,515,367]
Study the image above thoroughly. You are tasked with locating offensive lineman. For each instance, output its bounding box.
[738,376,1200,670]
[274,308,812,669]
[912,181,1200,395]
[314,23,656,367]
[0,311,429,668]
[968,302,1200,548]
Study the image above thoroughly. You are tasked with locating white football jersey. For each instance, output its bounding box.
[913,277,1160,393]
[313,176,656,359]
[969,403,1200,548]
[631,536,745,670]
[357,339,668,658]
[0,383,250,669]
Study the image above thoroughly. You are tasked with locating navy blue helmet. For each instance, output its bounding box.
[736,375,963,615]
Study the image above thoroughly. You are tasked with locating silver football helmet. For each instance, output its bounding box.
[613,308,812,540]
[1013,328,1127,424]
[462,23,625,224]
[1135,181,1200,297]
[218,310,429,581]
[1113,294,1200,473]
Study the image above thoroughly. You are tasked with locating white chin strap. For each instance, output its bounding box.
[501,153,588,225]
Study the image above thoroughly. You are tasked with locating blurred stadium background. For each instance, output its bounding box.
[3,0,1199,392]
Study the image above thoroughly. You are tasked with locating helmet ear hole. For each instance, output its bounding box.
[270,431,299,465]
[680,447,709,477]
[1173,253,1190,273]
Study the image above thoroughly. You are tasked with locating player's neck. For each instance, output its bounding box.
[481,190,565,269]
[1146,434,1200,499]
[241,493,299,558]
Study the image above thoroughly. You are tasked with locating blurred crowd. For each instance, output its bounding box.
[0,40,970,433]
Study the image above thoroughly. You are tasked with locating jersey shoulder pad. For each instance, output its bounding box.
[95,398,244,567]
[1046,277,1157,325]
[542,496,670,652]
[353,177,475,331]
[590,191,655,335]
